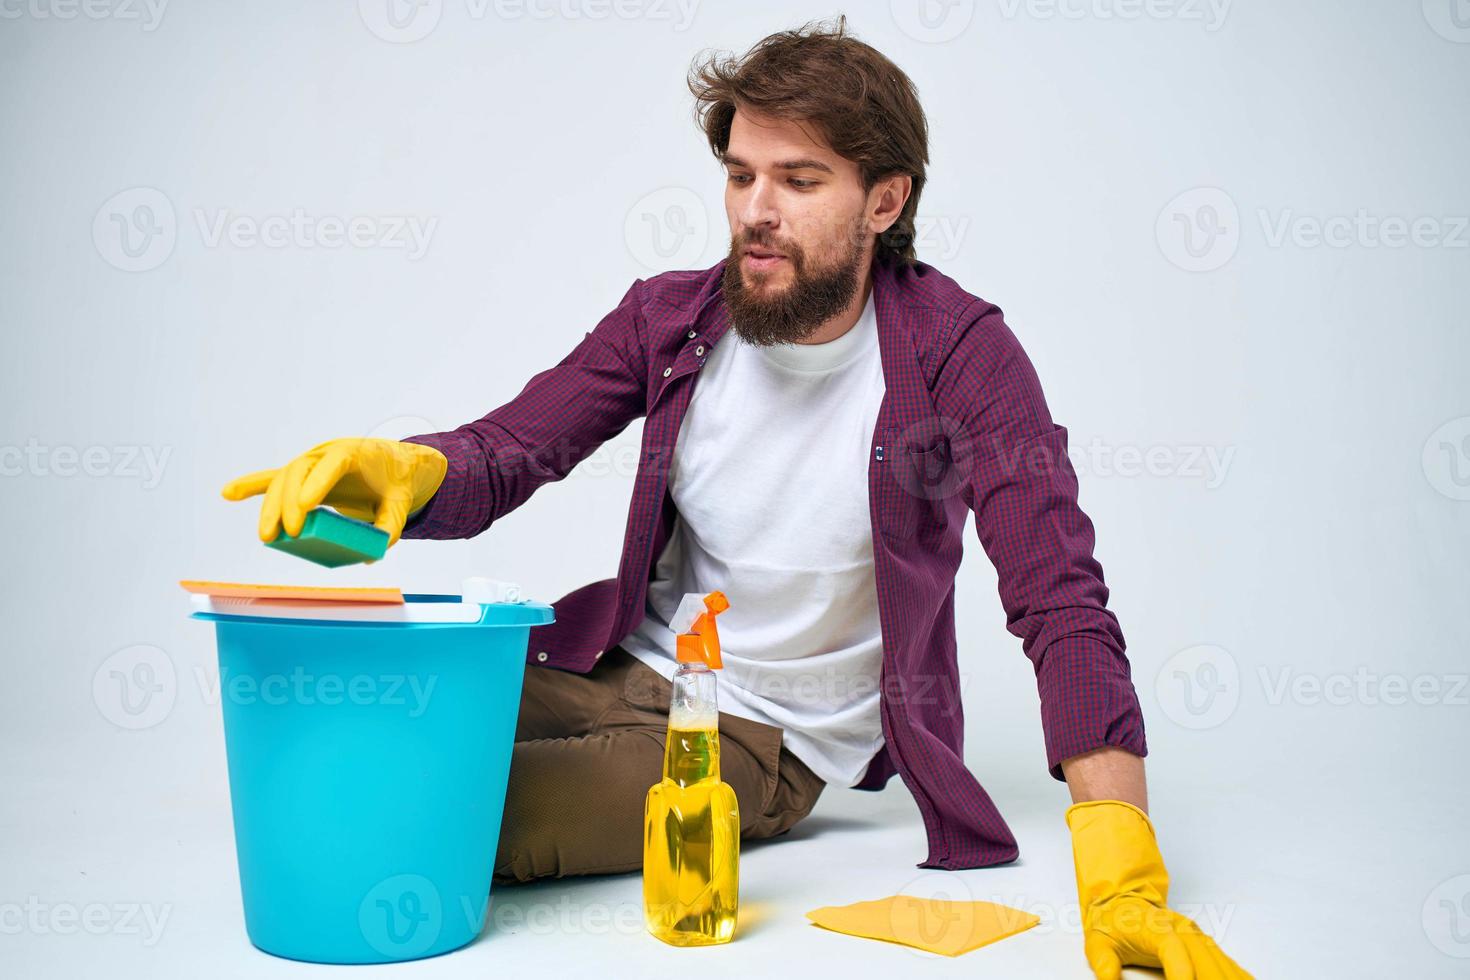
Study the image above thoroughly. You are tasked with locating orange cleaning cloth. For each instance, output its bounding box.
[179,580,404,604]
[805,895,1040,957]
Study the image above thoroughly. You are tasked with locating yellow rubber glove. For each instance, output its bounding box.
[221,438,448,548]
[1067,800,1252,980]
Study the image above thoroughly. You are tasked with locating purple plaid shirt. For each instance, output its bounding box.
[402,256,1146,870]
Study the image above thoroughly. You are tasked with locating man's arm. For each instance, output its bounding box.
[934,302,1250,978]
[1061,746,1147,811]
[931,300,1148,777]
[398,279,651,540]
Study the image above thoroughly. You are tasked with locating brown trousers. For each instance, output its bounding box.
[492,646,826,885]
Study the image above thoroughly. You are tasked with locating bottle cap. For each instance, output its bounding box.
[672,591,729,669]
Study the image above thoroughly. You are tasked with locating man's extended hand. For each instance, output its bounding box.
[1067,800,1252,979]
[221,438,448,547]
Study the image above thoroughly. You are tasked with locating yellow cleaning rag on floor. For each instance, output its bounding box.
[805,895,1040,957]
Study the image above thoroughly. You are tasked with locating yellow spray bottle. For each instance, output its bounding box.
[643,590,740,946]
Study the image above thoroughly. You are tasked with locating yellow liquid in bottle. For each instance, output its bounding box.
[643,726,740,946]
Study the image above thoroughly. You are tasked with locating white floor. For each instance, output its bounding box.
[4,721,1463,979]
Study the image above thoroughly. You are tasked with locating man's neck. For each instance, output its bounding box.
[796,268,873,346]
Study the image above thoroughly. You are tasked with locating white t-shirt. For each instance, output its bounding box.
[620,287,887,788]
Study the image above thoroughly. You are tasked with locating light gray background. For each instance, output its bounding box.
[2,1,1467,976]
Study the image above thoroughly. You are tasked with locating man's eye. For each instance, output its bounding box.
[789,179,816,190]
[728,174,752,185]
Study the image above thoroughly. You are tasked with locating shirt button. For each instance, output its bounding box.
[687,330,697,339]
[594,650,604,659]
[662,366,673,377]
[536,651,549,662]
[695,345,705,356]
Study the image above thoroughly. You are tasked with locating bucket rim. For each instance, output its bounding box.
[191,593,554,629]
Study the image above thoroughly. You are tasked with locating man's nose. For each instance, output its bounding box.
[734,176,781,231]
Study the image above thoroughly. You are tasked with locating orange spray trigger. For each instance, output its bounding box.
[672,590,729,669]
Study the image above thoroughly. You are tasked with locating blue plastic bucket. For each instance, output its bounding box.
[191,592,553,963]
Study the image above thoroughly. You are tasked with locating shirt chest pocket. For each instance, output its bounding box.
[879,424,970,541]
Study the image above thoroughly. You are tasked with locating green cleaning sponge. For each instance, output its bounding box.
[266,508,390,568]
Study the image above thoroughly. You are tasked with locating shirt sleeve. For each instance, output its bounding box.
[934,301,1148,781]
[397,279,650,540]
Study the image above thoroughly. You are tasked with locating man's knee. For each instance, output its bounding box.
[491,733,655,884]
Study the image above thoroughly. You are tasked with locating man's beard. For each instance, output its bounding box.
[721,223,865,347]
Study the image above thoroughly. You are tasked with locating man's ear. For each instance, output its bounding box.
[869,174,913,237]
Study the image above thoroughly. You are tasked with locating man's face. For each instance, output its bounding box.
[720,108,873,346]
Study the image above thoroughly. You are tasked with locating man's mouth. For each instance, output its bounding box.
[743,246,787,270]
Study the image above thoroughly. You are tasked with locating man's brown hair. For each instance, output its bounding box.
[688,15,930,268]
